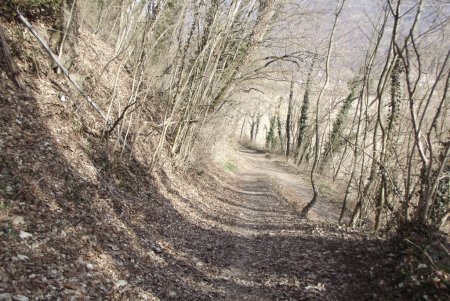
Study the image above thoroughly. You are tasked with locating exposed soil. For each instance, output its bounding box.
[232,147,344,222]
[179,148,389,300]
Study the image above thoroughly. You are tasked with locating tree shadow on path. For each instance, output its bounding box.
[1,77,389,301]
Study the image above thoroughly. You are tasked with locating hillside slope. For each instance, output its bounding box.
[1,16,449,301]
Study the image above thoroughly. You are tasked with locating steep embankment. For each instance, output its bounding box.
[1,18,449,301]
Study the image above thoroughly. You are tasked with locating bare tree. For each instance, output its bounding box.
[301,0,346,218]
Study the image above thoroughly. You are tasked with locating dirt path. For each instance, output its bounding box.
[1,90,386,301]
[0,26,439,299]
[235,147,343,222]
[166,147,384,300]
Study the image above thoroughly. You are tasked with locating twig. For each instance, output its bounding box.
[404,238,438,272]
[439,242,450,257]
[149,119,199,129]
[107,101,139,135]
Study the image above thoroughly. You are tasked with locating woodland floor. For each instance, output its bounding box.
[0,69,392,299]
[1,21,448,301]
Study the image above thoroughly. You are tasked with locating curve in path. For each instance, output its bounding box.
[235,147,343,222]
[160,147,383,300]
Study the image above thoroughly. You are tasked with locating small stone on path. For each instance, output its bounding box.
[115,280,128,288]
[18,231,32,239]
[12,295,29,301]
[0,293,12,301]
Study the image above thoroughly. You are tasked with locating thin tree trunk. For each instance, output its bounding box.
[339,94,363,224]
[240,116,246,141]
[0,24,24,89]
[286,77,294,158]
[301,0,345,218]
[295,56,316,161]
[57,0,77,69]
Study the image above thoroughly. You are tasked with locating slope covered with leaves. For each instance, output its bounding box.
[0,13,449,301]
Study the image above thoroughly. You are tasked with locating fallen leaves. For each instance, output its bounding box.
[1,26,448,301]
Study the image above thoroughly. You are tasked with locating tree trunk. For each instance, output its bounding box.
[295,56,316,161]
[286,78,294,158]
[301,0,345,218]
[0,24,24,89]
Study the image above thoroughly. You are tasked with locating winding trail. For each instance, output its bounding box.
[159,147,383,300]
[1,90,386,301]
[235,147,343,222]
